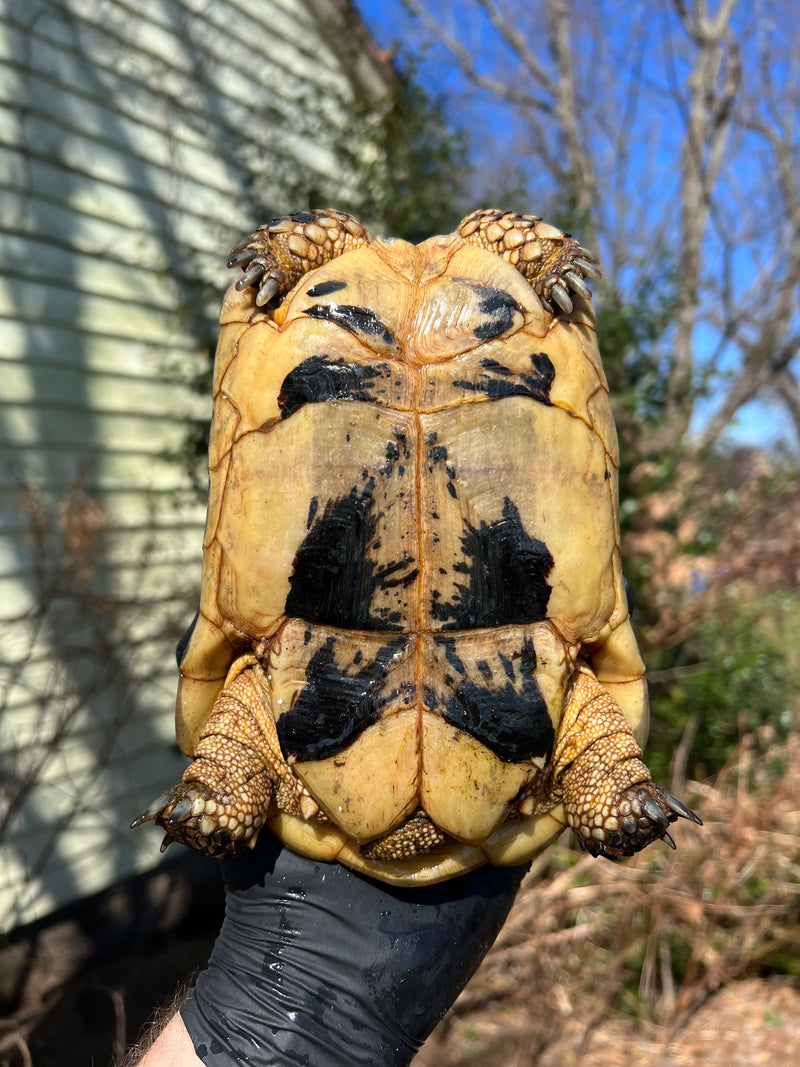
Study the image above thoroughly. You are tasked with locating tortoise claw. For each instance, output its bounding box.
[227,245,256,269]
[228,236,252,257]
[573,256,602,278]
[575,245,600,265]
[256,275,281,306]
[166,797,194,826]
[130,791,169,829]
[664,791,703,825]
[564,270,593,299]
[236,264,265,291]
[643,797,670,828]
[550,282,574,314]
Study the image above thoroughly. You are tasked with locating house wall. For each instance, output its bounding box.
[0,0,389,929]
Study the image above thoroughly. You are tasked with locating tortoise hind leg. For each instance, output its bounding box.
[550,666,701,858]
[132,658,316,858]
[457,209,601,314]
[228,209,373,307]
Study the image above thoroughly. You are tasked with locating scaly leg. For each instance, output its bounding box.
[227,208,373,307]
[360,810,451,861]
[548,666,700,858]
[457,208,601,315]
[132,657,316,857]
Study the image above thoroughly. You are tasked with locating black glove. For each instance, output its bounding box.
[179,832,529,1066]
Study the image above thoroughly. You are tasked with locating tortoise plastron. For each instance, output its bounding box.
[133,209,700,884]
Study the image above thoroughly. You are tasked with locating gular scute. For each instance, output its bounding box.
[302,279,347,296]
[166,210,660,885]
[278,356,392,417]
[306,279,348,297]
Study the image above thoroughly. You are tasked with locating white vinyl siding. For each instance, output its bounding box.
[0,0,389,929]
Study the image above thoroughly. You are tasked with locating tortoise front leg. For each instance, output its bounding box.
[228,209,373,307]
[132,658,316,858]
[549,666,701,858]
[457,209,601,314]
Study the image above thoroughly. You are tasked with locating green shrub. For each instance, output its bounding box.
[646,589,798,782]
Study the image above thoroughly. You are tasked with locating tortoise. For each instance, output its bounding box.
[133,208,700,884]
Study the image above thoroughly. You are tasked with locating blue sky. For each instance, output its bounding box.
[356,0,798,453]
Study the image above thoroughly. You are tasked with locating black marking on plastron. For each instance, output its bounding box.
[454,352,555,404]
[435,638,554,763]
[286,480,417,630]
[307,279,348,298]
[425,431,449,472]
[276,635,410,761]
[303,304,398,350]
[453,278,524,342]
[498,652,515,682]
[278,356,391,417]
[306,496,319,530]
[426,435,458,497]
[476,659,492,682]
[380,431,411,479]
[431,498,553,629]
[382,439,400,475]
[443,641,466,676]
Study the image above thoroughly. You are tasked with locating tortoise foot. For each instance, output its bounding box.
[131,781,266,858]
[227,208,372,306]
[574,782,702,859]
[456,208,601,313]
[556,668,701,860]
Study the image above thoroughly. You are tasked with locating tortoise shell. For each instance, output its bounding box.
[136,210,698,884]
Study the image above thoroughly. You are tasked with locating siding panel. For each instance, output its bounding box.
[0,0,389,929]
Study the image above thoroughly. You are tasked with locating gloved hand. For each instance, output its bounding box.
[178,832,529,1066]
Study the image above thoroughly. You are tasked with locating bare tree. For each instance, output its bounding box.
[401,0,799,459]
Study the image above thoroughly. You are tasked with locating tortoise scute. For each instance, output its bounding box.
[133,207,700,884]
